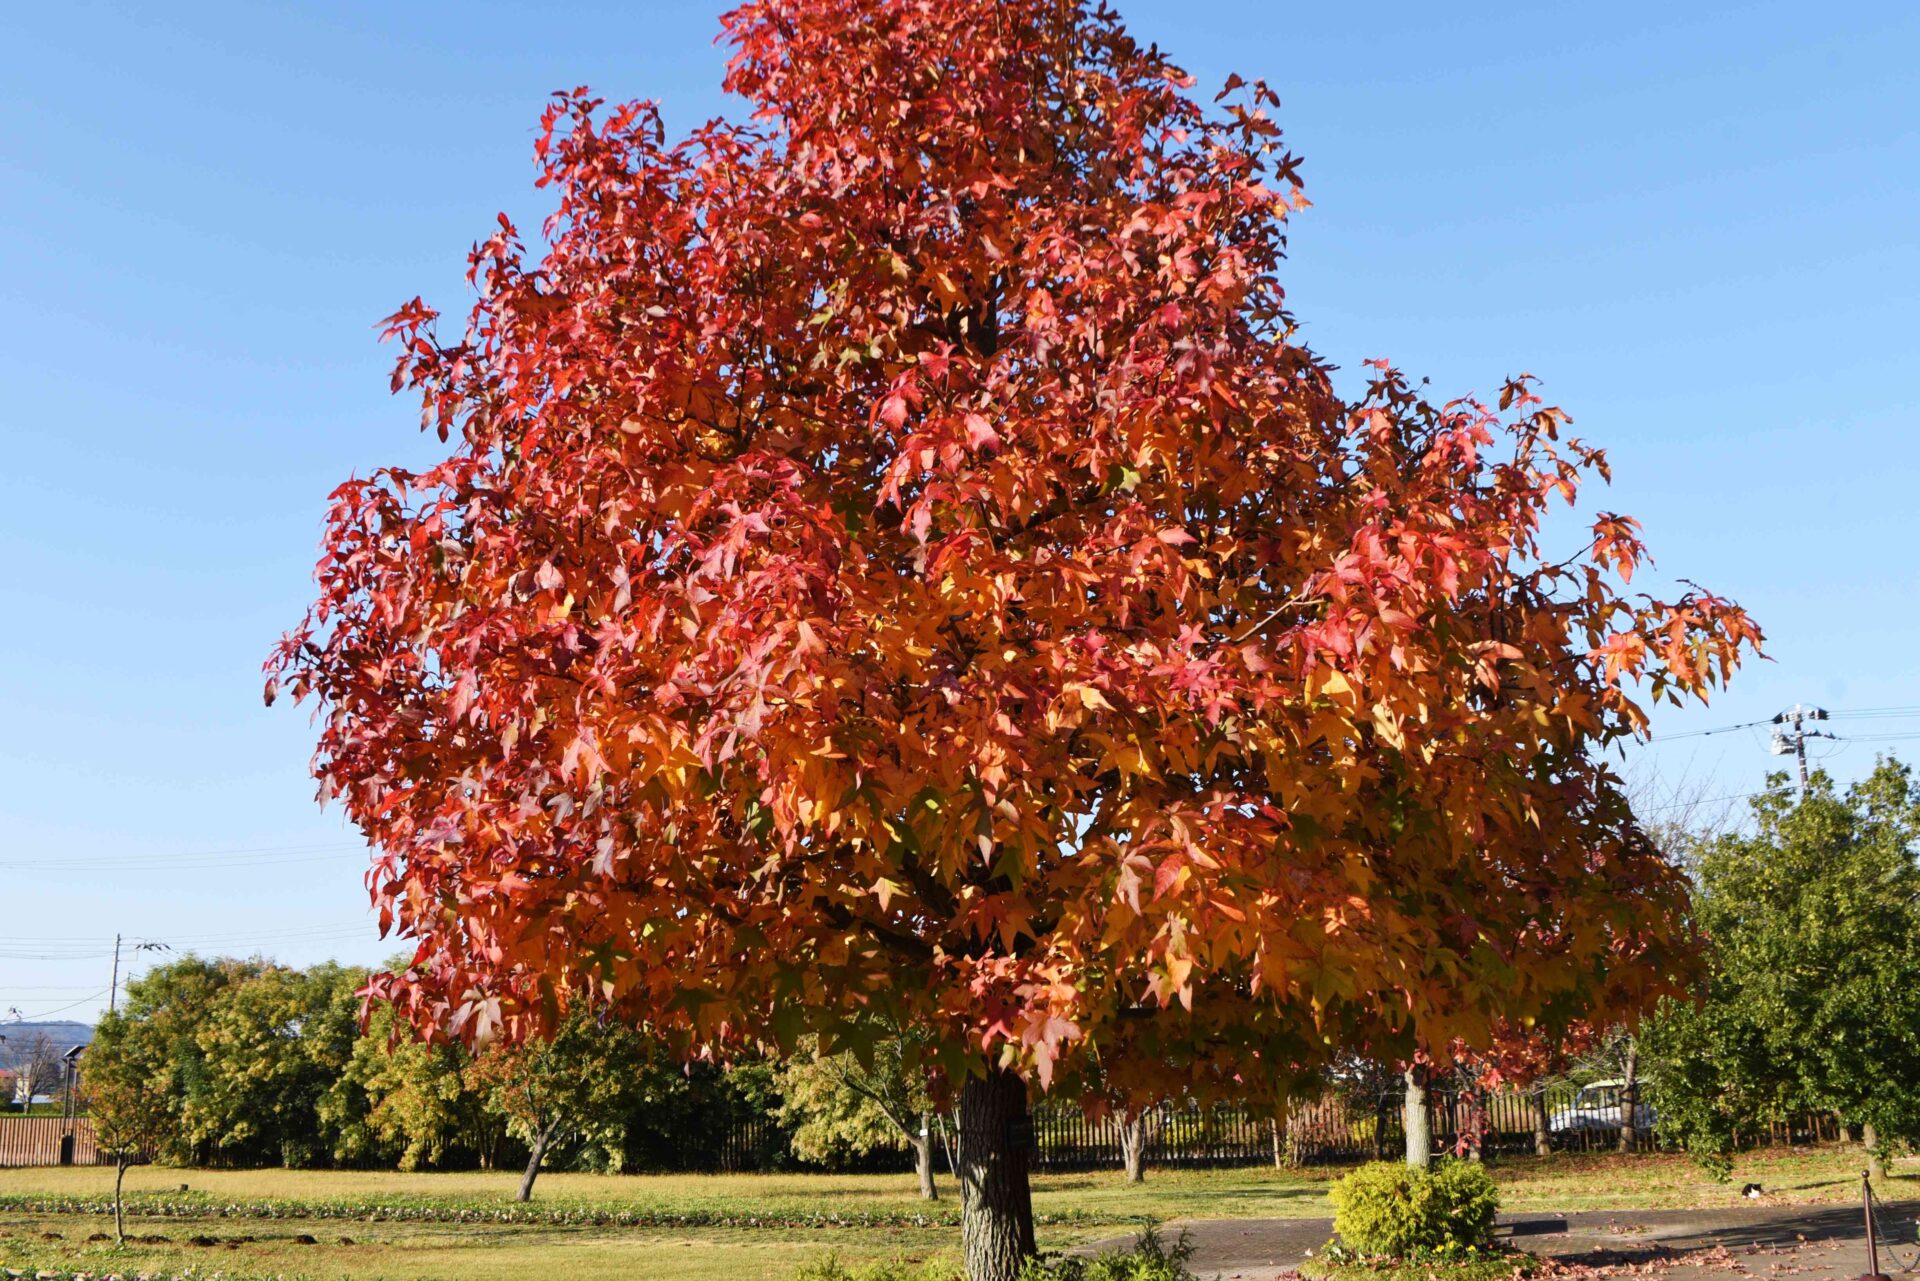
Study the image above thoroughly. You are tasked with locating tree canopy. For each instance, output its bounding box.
[778,1031,944,1197]
[274,0,1754,1096]
[468,1010,656,1198]
[83,955,772,1176]
[1646,762,1920,1176]
[84,1010,178,1242]
[271,0,1759,1272]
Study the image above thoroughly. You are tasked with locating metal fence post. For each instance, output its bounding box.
[1860,1169,1892,1281]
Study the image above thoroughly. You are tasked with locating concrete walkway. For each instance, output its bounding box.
[1080,1200,1920,1279]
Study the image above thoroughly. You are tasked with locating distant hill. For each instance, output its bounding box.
[0,1021,94,1071]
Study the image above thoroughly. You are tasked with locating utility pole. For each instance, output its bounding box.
[1770,705,1833,794]
[109,938,167,1015]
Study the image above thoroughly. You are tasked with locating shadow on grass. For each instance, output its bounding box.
[1211,1185,1327,1203]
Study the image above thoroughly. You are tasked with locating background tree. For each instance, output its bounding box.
[778,1033,943,1198]
[1112,1101,1165,1186]
[321,999,496,1170]
[1645,762,1920,1180]
[1070,1051,1172,1185]
[1470,1019,1602,1157]
[112,955,253,1163]
[83,1011,176,1244]
[8,1033,61,1109]
[1324,1059,1403,1163]
[469,1012,649,1201]
[1266,1086,1319,1170]
[1570,1025,1648,1154]
[617,1057,764,1174]
[192,962,366,1167]
[271,0,1759,1274]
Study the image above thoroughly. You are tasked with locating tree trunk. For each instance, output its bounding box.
[958,1067,1037,1281]
[113,1156,128,1244]
[1118,1109,1149,1184]
[1403,1067,1431,1170]
[912,1121,939,1201]
[937,1111,961,1178]
[1618,1041,1640,1153]
[1270,1098,1293,1169]
[1864,1122,1887,1180]
[1531,1089,1552,1157]
[517,1123,555,1203]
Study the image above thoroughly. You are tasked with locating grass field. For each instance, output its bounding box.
[1,1146,1911,1280]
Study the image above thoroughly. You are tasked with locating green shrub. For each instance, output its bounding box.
[1017,1225,1199,1281]
[1328,1160,1499,1259]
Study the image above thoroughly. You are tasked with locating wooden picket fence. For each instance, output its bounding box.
[0,1099,1847,1172]
[0,1117,114,1168]
[703,1090,1848,1174]
[1019,1091,1845,1172]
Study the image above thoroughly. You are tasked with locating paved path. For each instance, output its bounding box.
[1080,1200,1920,1279]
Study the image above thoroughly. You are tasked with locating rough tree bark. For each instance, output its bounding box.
[1403,1066,1431,1170]
[1532,1089,1553,1157]
[1618,1041,1640,1153]
[958,1067,1037,1281]
[517,1120,559,1202]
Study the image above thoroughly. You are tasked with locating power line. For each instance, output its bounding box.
[1637,789,1763,815]
[0,848,367,874]
[0,922,375,945]
[0,933,375,959]
[0,838,367,861]
[0,922,381,965]
[0,991,110,1020]
[1648,718,1772,742]
[1648,704,1920,749]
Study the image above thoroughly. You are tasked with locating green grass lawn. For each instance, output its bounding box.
[0,1214,987,1281]
[1,1146,1911,1280]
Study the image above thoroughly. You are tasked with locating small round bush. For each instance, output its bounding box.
[1426,1159,1499,1246]
[1329,1160,1499,1258]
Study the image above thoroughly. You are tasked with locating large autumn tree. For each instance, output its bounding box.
[271,1,1759,1275]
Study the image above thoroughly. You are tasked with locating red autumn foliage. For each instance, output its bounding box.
[271,0,1760,1115]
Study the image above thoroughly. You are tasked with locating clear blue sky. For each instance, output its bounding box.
[3,1,1916,1022]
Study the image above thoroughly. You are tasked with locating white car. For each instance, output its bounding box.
[1549,1079,1656,1134]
